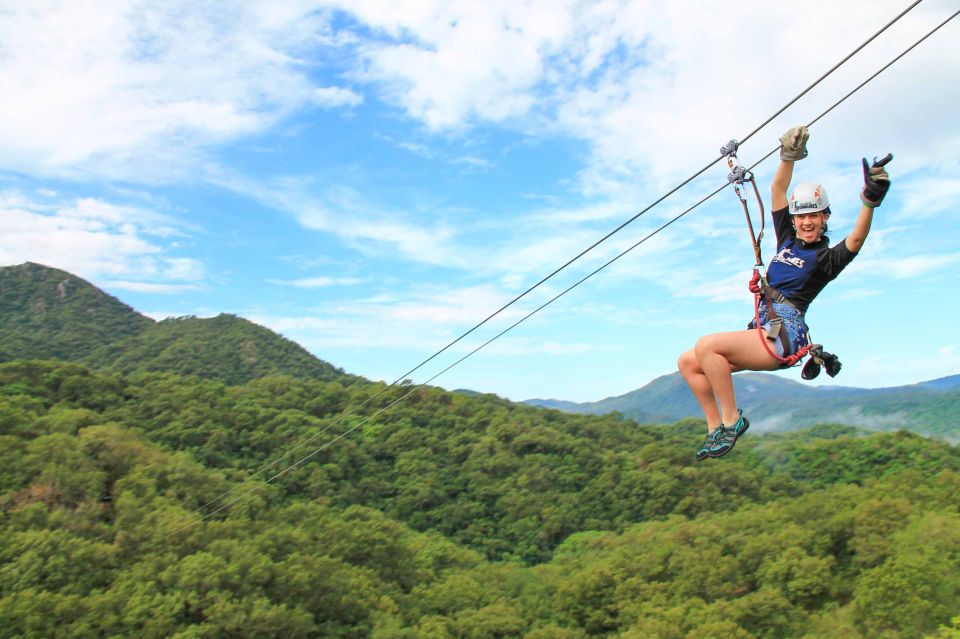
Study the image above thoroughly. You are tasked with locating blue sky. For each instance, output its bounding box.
[1,1,958,402]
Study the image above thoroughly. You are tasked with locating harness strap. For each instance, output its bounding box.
[748,270,796,309]
[763,284,792,307]
[750,268,812,369]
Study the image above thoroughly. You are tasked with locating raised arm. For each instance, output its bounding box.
[773,126,809,210]
[771,159,794,211]
[846,154,892,253]
[844,204,875,253]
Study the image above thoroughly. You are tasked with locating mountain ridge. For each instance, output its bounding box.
[524,371,960,437]
[0,262,353,386]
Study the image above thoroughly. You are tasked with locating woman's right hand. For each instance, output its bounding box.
[779,125,809,161]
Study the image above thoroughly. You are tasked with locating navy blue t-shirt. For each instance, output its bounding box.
[766,207,858,313]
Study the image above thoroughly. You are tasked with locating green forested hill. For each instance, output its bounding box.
[2,359,959,638]
[84,313,350,385]
[0,262,153,362]
[0,263,352,386]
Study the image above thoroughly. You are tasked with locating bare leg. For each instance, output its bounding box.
[678,349,722,430]
[694,330,780,425]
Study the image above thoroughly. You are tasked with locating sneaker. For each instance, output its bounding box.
[708,411,750,458]
[696,429,721,462]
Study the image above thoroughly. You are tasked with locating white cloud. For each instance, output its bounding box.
[331,0,960,202]
[479,336,617,357]
[453,155,492,169]
[104,281,202,294]
[380,285,524,325]
[313,86,364,108]
[0,1,358,181]
[856,253,960,280]
[211,172,467,267]
[0,190,203,290]
[899,167,960,218]
[6,1,953,271]
[679,269,758,305]
[268,275,365,288]
[4,1,956,200]
[248,282,533,355]
[340,0,575,130]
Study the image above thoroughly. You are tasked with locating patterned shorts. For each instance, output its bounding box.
[747,301,810,358]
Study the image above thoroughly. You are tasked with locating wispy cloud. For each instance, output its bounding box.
[312,86,364,108]
[846,346,960,389]
[249,283,531,353]
[854,253,960,281]
[104,281,202,294]
[0,189,203,290]
[900,168,960,219]
[0,2,358,181]
[267,276,365,288]
[452,155,492,169]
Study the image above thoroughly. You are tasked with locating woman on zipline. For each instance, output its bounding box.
[677,125,892,460]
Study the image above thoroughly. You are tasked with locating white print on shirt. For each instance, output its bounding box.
[772,247,805,269]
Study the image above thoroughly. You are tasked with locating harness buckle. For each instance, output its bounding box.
[765,316,783,341]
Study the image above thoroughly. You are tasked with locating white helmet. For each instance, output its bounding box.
[789,181,830,215]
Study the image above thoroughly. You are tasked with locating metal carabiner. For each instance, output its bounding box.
[727,165,748,185]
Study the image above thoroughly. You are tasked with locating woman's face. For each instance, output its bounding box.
[792,211,827,244]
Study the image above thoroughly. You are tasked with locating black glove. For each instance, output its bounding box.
[860,153,893,208]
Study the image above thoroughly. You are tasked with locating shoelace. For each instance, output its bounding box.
[705,428,724,444]
[711,426,736,446]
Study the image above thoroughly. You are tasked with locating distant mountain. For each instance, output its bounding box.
[526,371,960,438]
[0,262,352,386]
[913,374,960,391]
[526,372,817,422]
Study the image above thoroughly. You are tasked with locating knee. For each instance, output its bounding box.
[677,349,697,375]
[694,335,717,360]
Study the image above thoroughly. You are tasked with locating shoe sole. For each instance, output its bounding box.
[708,442,734,458]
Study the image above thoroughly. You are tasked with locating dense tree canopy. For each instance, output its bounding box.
[2,359,959,637]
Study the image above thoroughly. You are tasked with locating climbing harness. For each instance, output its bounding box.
[721,140,840,377]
